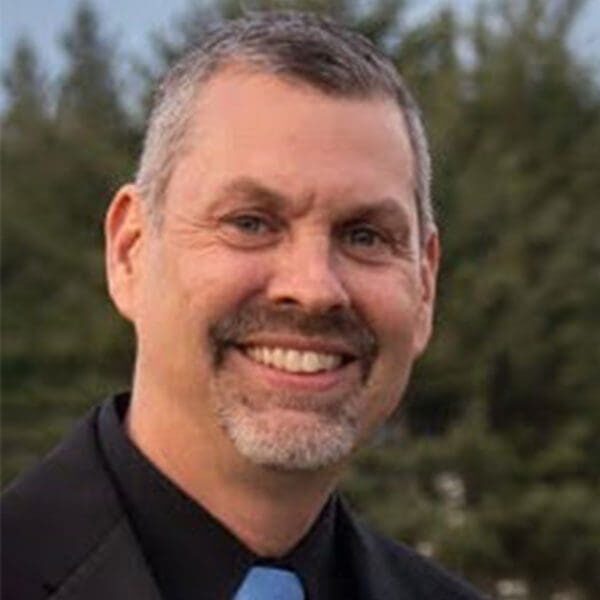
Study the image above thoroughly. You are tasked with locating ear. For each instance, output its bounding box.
[105,184,147,321]
[413,226,440,356]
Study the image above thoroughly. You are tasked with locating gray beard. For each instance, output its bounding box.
[210,381,362,471]
[206,300,378,470]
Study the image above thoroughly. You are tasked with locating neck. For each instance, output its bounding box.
[126,387,341,557]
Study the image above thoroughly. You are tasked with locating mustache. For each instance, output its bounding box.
[209,302,377,366]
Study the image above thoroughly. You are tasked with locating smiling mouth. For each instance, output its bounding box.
[240,345,352,374]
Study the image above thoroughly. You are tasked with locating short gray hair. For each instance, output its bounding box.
[135,11,433,235]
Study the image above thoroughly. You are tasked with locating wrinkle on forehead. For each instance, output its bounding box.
[188,67,414,171]
[206,175,414,229]
[164,68,417,224]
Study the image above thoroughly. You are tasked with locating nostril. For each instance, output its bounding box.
[266,253,351,313]
[276,297,300,307]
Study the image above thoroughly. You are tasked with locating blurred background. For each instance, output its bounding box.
[2,0,599,597]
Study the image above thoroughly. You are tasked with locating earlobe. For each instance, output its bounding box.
[105,184,145,321]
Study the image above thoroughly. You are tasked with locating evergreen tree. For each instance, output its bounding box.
[1,4,135,486]
[56,1,127,137]
[2,38,48,140]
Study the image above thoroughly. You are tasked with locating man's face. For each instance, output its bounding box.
[124,69,438,471]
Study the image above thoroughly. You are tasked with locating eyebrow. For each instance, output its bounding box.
[209,175,413,229]
[209,177,288,212]
[344,197,412,229]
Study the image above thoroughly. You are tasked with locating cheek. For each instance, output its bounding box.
[136,249,272,380]
[364,271,423,418]
[346,267,422,349]
[175,250,270,321]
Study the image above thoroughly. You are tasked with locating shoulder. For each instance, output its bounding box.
[337,498,489,599]
[1,405,124,599]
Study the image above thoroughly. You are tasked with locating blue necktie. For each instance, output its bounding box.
[233,566,305,600]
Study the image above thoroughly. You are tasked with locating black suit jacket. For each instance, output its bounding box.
[2,405,486,599]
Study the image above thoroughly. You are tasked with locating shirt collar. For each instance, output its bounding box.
[98,393,340,600]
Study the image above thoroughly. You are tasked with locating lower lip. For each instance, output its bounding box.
[228,347,360,393]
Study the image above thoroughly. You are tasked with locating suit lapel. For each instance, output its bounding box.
[50,517,162,600]
[336,497,487,599]
[3,404,163,600]
[336,497,417,600]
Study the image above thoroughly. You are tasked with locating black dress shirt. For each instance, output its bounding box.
[97,394,356,600]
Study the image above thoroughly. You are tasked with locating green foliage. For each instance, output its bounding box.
[1,1,135,484]
[2,38,48,132]
[2,0,598,596]
[56,1,129,137]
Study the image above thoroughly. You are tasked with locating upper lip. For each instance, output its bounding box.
[235,334,359,359]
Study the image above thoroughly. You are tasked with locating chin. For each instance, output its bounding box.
[214,397,359,472]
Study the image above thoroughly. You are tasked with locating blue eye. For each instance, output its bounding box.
[220,212,281,249]
[230,214,269,234]
[340,223,397,262]
[346,227,381,246]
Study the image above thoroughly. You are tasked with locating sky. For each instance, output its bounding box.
[2,0,599,99]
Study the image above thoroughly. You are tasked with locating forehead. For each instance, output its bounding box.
[166,68,416,219]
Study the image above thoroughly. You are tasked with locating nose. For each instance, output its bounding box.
[266,234,351,314]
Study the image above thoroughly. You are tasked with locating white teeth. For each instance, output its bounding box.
[303,351,320,372]
[272,348,285,369]
[244,346,343,373]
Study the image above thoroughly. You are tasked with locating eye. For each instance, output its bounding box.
[345,226,382,246]
[219,212,281,248]
[339,223,395,262]
[228,214,270,235]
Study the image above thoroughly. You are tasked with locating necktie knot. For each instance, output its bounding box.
[233,566,305,600]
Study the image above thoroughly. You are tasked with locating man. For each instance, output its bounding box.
[2,11,486,600]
